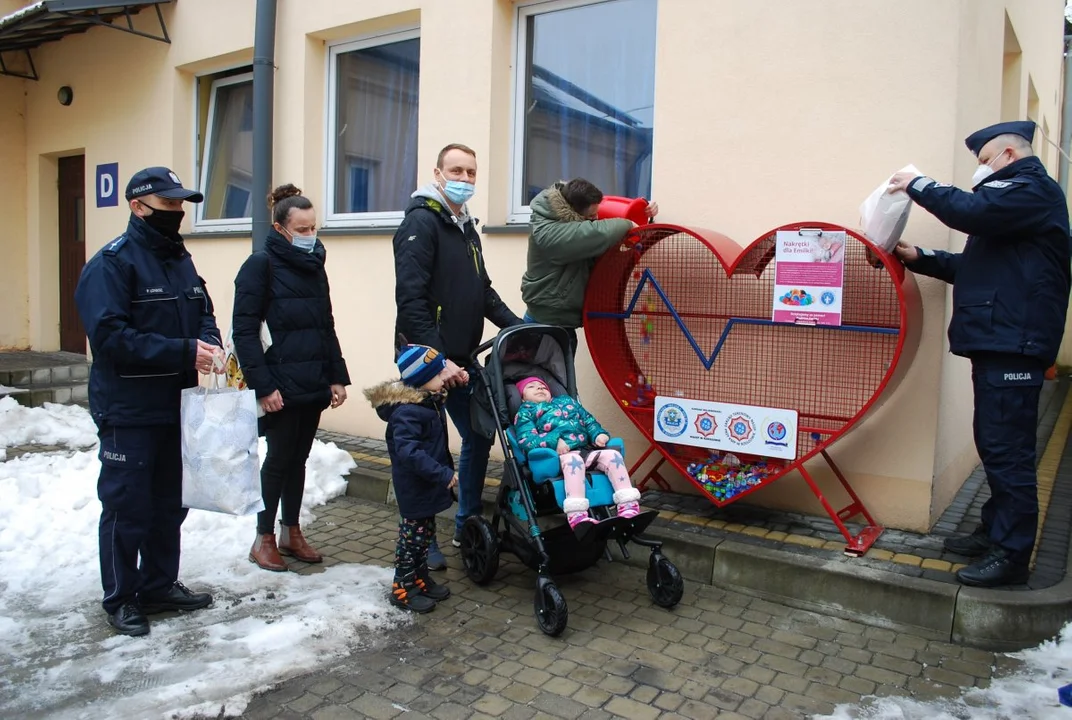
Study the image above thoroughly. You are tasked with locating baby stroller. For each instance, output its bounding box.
[462,324,684,636]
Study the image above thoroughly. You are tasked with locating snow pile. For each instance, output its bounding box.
[0,395,98,449]
[817,625,1072,719]
[0,400,402,720]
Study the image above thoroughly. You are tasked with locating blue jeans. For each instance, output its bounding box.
[445,374,493,533]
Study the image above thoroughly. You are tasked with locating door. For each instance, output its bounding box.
[58,155,86,354]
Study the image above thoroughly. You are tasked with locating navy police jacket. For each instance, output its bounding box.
[905,156,1071,366]
[74,216,222,427]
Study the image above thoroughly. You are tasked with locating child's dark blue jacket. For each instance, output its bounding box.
[365,380,454,519]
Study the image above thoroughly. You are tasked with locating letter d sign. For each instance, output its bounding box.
[96,162,119,208]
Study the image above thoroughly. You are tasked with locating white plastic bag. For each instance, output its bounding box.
[859,164,921,252]
[180,372,263,516]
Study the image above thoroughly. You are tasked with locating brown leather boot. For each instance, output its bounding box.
[249,533,287,572]
[278,524,323,563]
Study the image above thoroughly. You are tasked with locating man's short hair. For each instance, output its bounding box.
[437,143,477,168]
[561,178,603,214]
[991,133,1034,156]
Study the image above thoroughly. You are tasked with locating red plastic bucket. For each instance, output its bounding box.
[597,196,649,226]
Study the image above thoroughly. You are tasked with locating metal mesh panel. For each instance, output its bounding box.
[584,223,904,507]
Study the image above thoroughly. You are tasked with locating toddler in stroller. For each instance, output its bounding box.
[461,324,684,636]
[513,376,642,538]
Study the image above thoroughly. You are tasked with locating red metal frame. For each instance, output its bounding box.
[584,221,923,556]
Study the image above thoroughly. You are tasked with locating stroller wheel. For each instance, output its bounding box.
[533,578,568,637]
[647,554,684,609]
[460,516,500,585]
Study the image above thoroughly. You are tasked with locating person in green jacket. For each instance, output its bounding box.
[520,178,658,353]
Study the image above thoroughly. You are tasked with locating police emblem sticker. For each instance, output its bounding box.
[726,413,756,445]
[694,412,717,438]
[168,171,182,184]
[656,402,687,439]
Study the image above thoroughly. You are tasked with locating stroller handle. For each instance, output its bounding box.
[470,338,495,366]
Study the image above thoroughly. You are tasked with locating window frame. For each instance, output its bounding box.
[508,0,654,224]
[324,27,421,229]
[194,70,255,232]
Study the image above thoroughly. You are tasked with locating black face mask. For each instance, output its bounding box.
[142,208,185,239]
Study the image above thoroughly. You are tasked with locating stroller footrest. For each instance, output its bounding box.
[551,474,616,510]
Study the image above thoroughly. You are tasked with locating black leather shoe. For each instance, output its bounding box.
[955,548,1029,588]
[107,601,149,636]
[943,525,993,558]
[139,582,213,614]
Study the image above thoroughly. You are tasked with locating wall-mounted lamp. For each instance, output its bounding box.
[57,86,73,106]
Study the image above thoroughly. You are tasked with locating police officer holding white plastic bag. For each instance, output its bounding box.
[75,167,226,637]
[887,121,1071,588]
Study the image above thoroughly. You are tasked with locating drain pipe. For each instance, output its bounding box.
[251,0,278,252]
[1061,34,1072,195]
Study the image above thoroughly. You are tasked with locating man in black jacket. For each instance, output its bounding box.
[393,143,522,567]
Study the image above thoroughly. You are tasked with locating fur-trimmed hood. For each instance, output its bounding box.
[533,182,586,223]
[364,380,440,421]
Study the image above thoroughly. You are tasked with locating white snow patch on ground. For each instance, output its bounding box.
[817,624,1072,719]
[0,400,405,719]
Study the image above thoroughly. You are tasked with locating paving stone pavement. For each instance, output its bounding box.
[322,375,1072,590]
[225,497,1009,720]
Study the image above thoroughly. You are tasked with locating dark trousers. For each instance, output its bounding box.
[97,425,187,614]
[395,516,435,579]
[258,403,323,535]
[972,355,1045,565]
[445,378,492,534]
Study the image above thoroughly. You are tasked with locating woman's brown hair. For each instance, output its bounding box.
[268,183,313,227]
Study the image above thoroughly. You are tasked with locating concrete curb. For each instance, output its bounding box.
[342,464,1069,651]
[952,529,1072,652]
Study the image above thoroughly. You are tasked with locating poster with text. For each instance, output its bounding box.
[772,229,845,326]
[653,395,798,460]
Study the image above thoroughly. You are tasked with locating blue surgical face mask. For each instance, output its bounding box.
[437,170,475,205]
[291,233,317,252]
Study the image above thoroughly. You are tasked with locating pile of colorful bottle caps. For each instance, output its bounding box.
[686,452,772,502]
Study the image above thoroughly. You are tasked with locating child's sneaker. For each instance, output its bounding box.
[614,488,642,519]
[390,571,437,613]
[415,564,451,600]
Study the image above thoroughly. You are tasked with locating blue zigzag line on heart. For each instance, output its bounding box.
[586,268,899,371]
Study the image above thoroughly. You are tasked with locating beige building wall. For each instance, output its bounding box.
[0,0,1065,532]
[0,73,28,348]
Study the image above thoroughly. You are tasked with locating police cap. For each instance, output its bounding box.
[124,166,204,203]
[964,120,1036,156]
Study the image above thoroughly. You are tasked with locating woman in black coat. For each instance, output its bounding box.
[232,184,350,572]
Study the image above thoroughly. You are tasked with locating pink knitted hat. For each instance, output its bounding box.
[515,376,549,395]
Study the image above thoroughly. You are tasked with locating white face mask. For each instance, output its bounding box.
[972,149,1006,187]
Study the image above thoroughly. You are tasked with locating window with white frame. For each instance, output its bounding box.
[196,71,254,229]
[510,0,657,222]
[327,30,420,226]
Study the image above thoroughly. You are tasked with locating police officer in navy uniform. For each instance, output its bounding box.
[887,120,1071,588]
[75,167,225,635]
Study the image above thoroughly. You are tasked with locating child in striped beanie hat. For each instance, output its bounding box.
[363,344,457,613]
